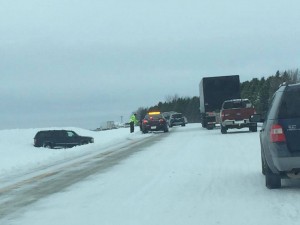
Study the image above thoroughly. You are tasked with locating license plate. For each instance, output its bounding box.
[151,126,156,129]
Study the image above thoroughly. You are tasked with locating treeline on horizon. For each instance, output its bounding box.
[135,69,300,123]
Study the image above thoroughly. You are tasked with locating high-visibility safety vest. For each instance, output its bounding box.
[129,114,139,124]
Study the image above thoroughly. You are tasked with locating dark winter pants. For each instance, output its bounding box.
[130,122,134,133]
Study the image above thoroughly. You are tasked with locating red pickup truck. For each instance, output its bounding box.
[220,99,257,134]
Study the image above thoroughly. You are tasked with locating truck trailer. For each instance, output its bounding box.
[199,75,241,129]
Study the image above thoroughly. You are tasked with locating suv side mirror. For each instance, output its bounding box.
[249,114,264,123]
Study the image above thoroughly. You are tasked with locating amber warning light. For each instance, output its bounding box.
[148,112,160,115]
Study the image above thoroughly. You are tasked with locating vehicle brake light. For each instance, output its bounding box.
[270,124,286,142]
[143,119,148,124]
[159,119,164,123]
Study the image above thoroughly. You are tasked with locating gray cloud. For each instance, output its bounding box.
[1,0,300,129]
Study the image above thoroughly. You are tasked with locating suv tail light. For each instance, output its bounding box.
[159,119,165,123]
[143,119,148,124]
[270,124,286,142]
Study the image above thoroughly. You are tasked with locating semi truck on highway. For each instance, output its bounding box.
[199,75,241,129]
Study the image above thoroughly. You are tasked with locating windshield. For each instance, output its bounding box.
[172,114,183,118]
[66,131,77,137]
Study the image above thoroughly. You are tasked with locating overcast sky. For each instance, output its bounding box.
[1,0,299,130]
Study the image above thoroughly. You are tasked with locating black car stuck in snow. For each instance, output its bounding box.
[34,130,94,149]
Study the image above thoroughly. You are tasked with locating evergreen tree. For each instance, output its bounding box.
[134,69,299,122]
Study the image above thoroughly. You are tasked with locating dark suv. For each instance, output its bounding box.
[34,130,94,149]
[257,83,300,189]
[169,113,186,127]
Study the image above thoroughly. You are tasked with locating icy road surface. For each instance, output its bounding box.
[1,124,300,225]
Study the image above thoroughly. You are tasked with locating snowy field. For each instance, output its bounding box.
[1,123,300,225]
[0,126,140,176]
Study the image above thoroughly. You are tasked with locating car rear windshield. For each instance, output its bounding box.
[222,100,252,109]
[172,114,182,118]
[145,114,163,120]
[278,88,300,119]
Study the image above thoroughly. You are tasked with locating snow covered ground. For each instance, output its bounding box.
[1,123,300,225]
[0,127,140,176]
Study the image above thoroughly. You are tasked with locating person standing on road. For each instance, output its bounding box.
[129,113,139,133]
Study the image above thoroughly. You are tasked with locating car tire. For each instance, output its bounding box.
[249,125,257,132]
[142,129,148,134]
[202,119,207,128]
[43,143,53,149]
[221,125,227,134]
[265,163,281,189]
[181,124,185,127]
[207,125,214,130]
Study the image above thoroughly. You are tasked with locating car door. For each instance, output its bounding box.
[65,131,80,147]
[55,131,68,147]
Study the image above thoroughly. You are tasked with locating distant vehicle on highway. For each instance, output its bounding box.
[169,112,186,127]
[141,112,169,133]
[34,130,94,149]
[220,99,257,134]
[162,111,176,123]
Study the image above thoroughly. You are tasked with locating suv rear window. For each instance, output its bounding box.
[278,88,300,119]
[172,114,182,118]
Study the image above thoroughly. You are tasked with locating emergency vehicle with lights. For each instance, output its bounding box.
[141,112,169,133]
